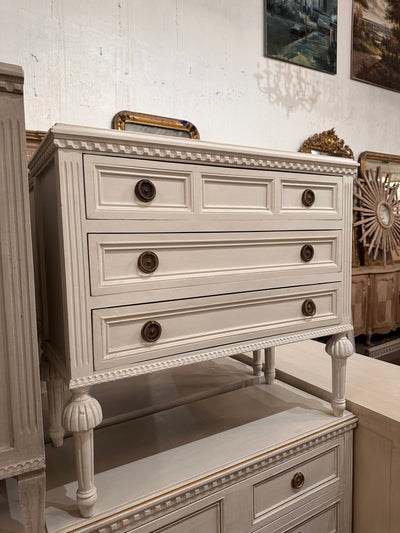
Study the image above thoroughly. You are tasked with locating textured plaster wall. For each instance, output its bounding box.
[0,0,399,158]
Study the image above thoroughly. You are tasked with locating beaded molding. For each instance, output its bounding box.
[0,457,45,479]
[69,323,353,389]
[77,420,357,533]
[0,79,23,94]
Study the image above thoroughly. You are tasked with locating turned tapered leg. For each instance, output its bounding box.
[62,387,103,518]
[41,357,65,447]
[264,347,275,384]
[325,332,354,417]
[252,350,263,376]
[17,469,46,533]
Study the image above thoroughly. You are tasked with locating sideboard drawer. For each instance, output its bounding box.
[88,230,342,297]
[253,445,338,522]
[92,283,340,370]
[254,501,338,533]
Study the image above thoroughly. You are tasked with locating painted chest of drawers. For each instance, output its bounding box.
[29,124,358,519]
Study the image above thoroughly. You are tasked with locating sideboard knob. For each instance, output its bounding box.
[135,179,156,202]
[138,251,159,273]
[141,320,162,342]
[291,471,305,490]
[302,189,315,207]
[300,244,314,262]
[302,299,316,317]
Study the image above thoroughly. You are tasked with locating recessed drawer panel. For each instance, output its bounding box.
[92,283,341,370]
[84,155,193,219]
[253,446,338,521]
[280,176,341,219]
[200,173,272,212]
[88,231,341,297]
[255,502,338,533]
[148,502,222,533]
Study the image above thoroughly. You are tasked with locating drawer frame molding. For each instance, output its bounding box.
[67,323,352,389]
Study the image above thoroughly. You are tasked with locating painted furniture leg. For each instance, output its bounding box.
[40,357,65,447]
[264,347,275,384]
[17,468,46,533]
[62,387,103,518]
[325,332,354,417]
[252,350,262,376]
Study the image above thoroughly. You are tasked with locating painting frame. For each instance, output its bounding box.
[351,0,400,93]
[264,0,338,75]
[112,111,200,140]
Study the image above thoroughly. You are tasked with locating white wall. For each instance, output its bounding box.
[1,0,399,158]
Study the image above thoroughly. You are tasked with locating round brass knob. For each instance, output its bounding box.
[302,189,315,207]
[138,251,159,273]
[141,320,162,342]
[291,471,305,490]
[135,179,156,202]
[300,244,314,262]
[302,299,316,317]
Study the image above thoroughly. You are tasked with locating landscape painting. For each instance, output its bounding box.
[264,1,338,74]
[352,0,400,92]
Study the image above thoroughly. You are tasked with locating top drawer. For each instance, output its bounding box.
[83,155,342,223]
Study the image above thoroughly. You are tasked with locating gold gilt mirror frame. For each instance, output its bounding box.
[112,110,200,140]
[299,128,354,159]
[356,151,400,265]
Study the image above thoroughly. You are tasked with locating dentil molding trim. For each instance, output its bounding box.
[28,125,359,178]
[0,457,45,479]
[69,323,353,389]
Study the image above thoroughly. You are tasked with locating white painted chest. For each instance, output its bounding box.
[29,124,358,519]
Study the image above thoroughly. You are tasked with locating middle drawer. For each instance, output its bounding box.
[88,231,341,298]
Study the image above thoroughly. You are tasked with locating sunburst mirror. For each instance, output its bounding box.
[354,168,400,265]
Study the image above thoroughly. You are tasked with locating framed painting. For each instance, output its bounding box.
[264,1,338,74]
[112,111,200,139]
[352,0,400,92]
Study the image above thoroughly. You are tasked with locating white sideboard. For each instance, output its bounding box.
[44,380,357,533]
[29,124,358,518]
[0,63,45,531]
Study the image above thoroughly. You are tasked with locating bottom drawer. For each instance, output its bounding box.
[93,283,341,370]
[255,501,338,533]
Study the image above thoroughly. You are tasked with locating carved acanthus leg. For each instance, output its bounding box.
[252,350,263,376]
[40,357,65,447]
[325,332,354,417]
[264,347,275,384]
[62,387,103,518]
[17,468,46,533]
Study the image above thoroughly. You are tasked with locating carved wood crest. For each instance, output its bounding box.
[300,128,354,159]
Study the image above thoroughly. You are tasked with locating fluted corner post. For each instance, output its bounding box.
[252,350,263,376]
[62,387,103,518]
[264,347,275,384]
[40,357,65,447]
[325,332,354,417]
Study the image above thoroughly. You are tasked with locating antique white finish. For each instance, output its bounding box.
[0,62,45,531]
[30,124,358,517]
[44,381,356,533]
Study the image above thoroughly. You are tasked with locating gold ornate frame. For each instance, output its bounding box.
[112,111,200,139]
[299,128,354,159]
[357,151,400,265]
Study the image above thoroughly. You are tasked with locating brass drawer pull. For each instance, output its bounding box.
[138,251,159,273]
[135,179,156,202]
[302,299,316,317]
[291,471,305,490]
[141,320,162,342]
[302,189,315,207]
[301,244,314,262]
